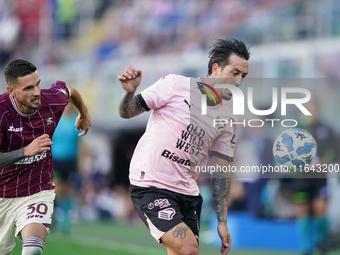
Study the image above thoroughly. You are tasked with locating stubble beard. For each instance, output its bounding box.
[18,97,42,111]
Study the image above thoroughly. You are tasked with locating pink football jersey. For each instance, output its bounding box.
[0,81,70,198]
[129,75,237,196]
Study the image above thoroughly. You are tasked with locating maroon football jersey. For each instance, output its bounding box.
[0,81,70,198]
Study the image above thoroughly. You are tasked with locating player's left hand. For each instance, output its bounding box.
[217,222,232,254]
[75,112,91,136]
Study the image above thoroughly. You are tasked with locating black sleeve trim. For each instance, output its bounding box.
[209,151,233,162]
[136,94,150,112]
[0,148,25,169]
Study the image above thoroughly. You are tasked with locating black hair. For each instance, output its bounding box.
[4,59,37,86]
[207,39,250,76]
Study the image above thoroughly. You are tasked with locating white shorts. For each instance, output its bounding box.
[0,189,55,254]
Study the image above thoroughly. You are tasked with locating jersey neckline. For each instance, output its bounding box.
[10,95,37,117]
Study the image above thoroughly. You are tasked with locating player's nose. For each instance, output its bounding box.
[234,78,242,87]
[33,86,40,95]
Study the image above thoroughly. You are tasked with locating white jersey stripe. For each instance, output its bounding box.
[37,110,45,191]
[48,106,57,130]
[37,111,46,133]
[16,118,25,197]
[48,103,68,106]
[0,110,9,126]
[28,116,35,139]
[7,122,13,151]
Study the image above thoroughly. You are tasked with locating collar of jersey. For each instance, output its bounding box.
[10,95,37,117]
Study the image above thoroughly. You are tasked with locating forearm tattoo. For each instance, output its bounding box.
[172,226,188,239]
[118,93,145,118]
[211,172,231,223]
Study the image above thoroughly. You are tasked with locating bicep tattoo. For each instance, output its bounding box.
[118,93,146,118]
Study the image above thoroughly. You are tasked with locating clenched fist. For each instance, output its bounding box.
[117,65,142,93]
[24,134,53,157]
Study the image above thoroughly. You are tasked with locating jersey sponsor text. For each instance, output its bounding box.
[15,151,47,164]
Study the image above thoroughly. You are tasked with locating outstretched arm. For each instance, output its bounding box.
[67,84,91,136]
[0,134,53,169]
[211,156,232,255]
[118,65,145,119]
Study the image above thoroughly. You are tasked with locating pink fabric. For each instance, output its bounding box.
[130,74,237,196]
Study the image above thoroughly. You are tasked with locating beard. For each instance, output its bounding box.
[17,96,42,111]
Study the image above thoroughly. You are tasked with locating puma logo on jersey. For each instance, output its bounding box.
[184,99,194,109]
[8,126,23,132]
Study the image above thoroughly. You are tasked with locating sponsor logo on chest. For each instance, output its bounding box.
[8,126,23,132]
[15,150,47,164]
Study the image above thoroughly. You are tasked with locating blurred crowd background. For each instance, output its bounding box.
[1,0,340,253]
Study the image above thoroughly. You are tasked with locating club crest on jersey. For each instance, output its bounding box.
[214,116,226,130]
[43,115,55,127]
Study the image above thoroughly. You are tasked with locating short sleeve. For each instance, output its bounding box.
[42,81,71,105]
[210,124,237,162]
[140,75,173,110]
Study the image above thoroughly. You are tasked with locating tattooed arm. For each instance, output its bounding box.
[211,156,232,255]
[118,65,146,119]
[118,92,146,119]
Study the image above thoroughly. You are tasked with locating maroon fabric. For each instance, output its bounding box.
[0,81,70,198]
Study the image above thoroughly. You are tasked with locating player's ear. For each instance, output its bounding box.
[212,63,220,77]
[7,85,15,96]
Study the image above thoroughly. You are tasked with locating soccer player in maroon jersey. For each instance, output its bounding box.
[0,59,91,255]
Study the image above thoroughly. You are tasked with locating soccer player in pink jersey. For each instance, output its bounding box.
[118,39,249,255]
[0,59,91,255]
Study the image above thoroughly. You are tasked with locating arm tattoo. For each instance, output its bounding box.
[172,226,188,239]
[0,148,25,169]
[118,92,145,118]
[211,172,231,223]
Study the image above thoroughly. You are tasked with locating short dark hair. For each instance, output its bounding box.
[4,59,37,86]
[207,39,250,76]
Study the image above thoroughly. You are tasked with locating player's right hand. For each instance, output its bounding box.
[117,65,142,93]
[24,134,53,157]
[217,222,232,255]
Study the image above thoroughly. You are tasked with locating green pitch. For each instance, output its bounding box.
[9,221,340,255]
